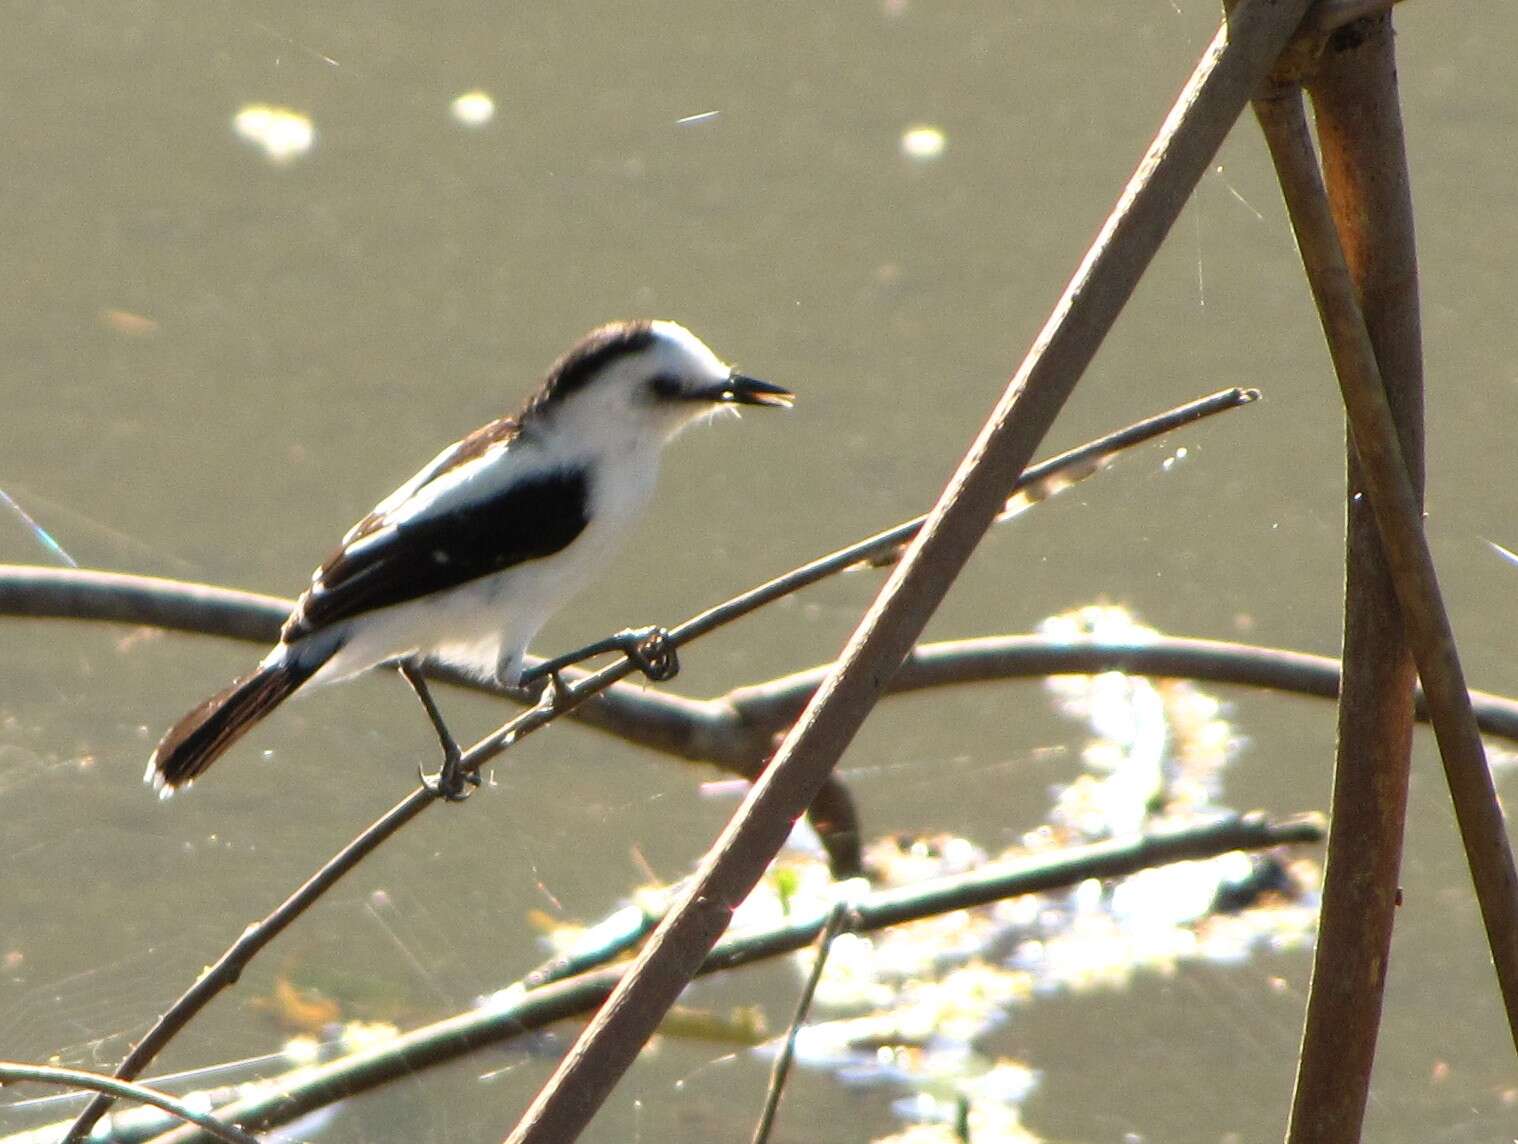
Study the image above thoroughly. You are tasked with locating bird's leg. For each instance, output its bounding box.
[398,659,478,802]
[519,626,680,688]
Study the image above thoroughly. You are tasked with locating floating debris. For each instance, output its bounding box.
[247,976,341,1036]
[100,308,159,336]
[233,103,316,165]
[733,605,1317,1139]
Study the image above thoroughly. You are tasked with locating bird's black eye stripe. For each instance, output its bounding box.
[649,373,684,400]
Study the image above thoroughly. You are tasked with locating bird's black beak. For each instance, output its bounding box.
[712,372,795,409]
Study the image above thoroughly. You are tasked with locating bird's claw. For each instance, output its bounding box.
[620,626,679,682]
[419,750,479,802]
[519,625,680,692]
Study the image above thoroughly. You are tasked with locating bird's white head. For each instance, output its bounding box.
[525,320,794,450]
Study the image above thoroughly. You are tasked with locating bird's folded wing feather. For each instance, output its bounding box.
[337,413,522,547]
[283,431,591,641]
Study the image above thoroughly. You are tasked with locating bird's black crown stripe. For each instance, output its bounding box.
[525,321,658,417]
[284,467,592,639]
[368,322,658,505]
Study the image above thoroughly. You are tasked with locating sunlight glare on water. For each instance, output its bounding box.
[899,125,947,161]
[232,103,316,164]
[449,90,496,127]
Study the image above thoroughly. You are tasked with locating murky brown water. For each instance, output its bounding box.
[3,3,1516,1141]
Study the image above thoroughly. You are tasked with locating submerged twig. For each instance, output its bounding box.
[0,1062,261,1144]
[50,813,1319,1144]
[520,900,666,991]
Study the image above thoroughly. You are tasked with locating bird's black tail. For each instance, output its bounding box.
[148,660,315,791]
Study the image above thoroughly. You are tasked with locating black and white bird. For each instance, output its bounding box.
[147,320,793,798]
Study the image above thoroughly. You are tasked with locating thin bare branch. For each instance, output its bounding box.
[0,385,1254,670]
[0,1063,261,1144]
[506,3,1313,1138]
[750,900,852,1144]
[59,788,438,1144]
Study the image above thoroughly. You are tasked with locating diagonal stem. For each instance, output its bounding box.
[1257,60,1417,1136]
[504,2,1313,1139]
[59,790,436,1144]
[1256,65,1518,1082]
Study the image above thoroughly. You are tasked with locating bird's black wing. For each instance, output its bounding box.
[282,467,591,641]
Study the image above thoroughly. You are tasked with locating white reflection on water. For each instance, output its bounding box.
[450,90,496,127]
[900,125,946,161]
[233,103,316,165]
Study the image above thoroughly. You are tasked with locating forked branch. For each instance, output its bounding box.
[46,385,1257,1142]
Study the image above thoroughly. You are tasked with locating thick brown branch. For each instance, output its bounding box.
[722,635,1518,748]
[1259,65,1419,1141]
[1257,28,1518,1143]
